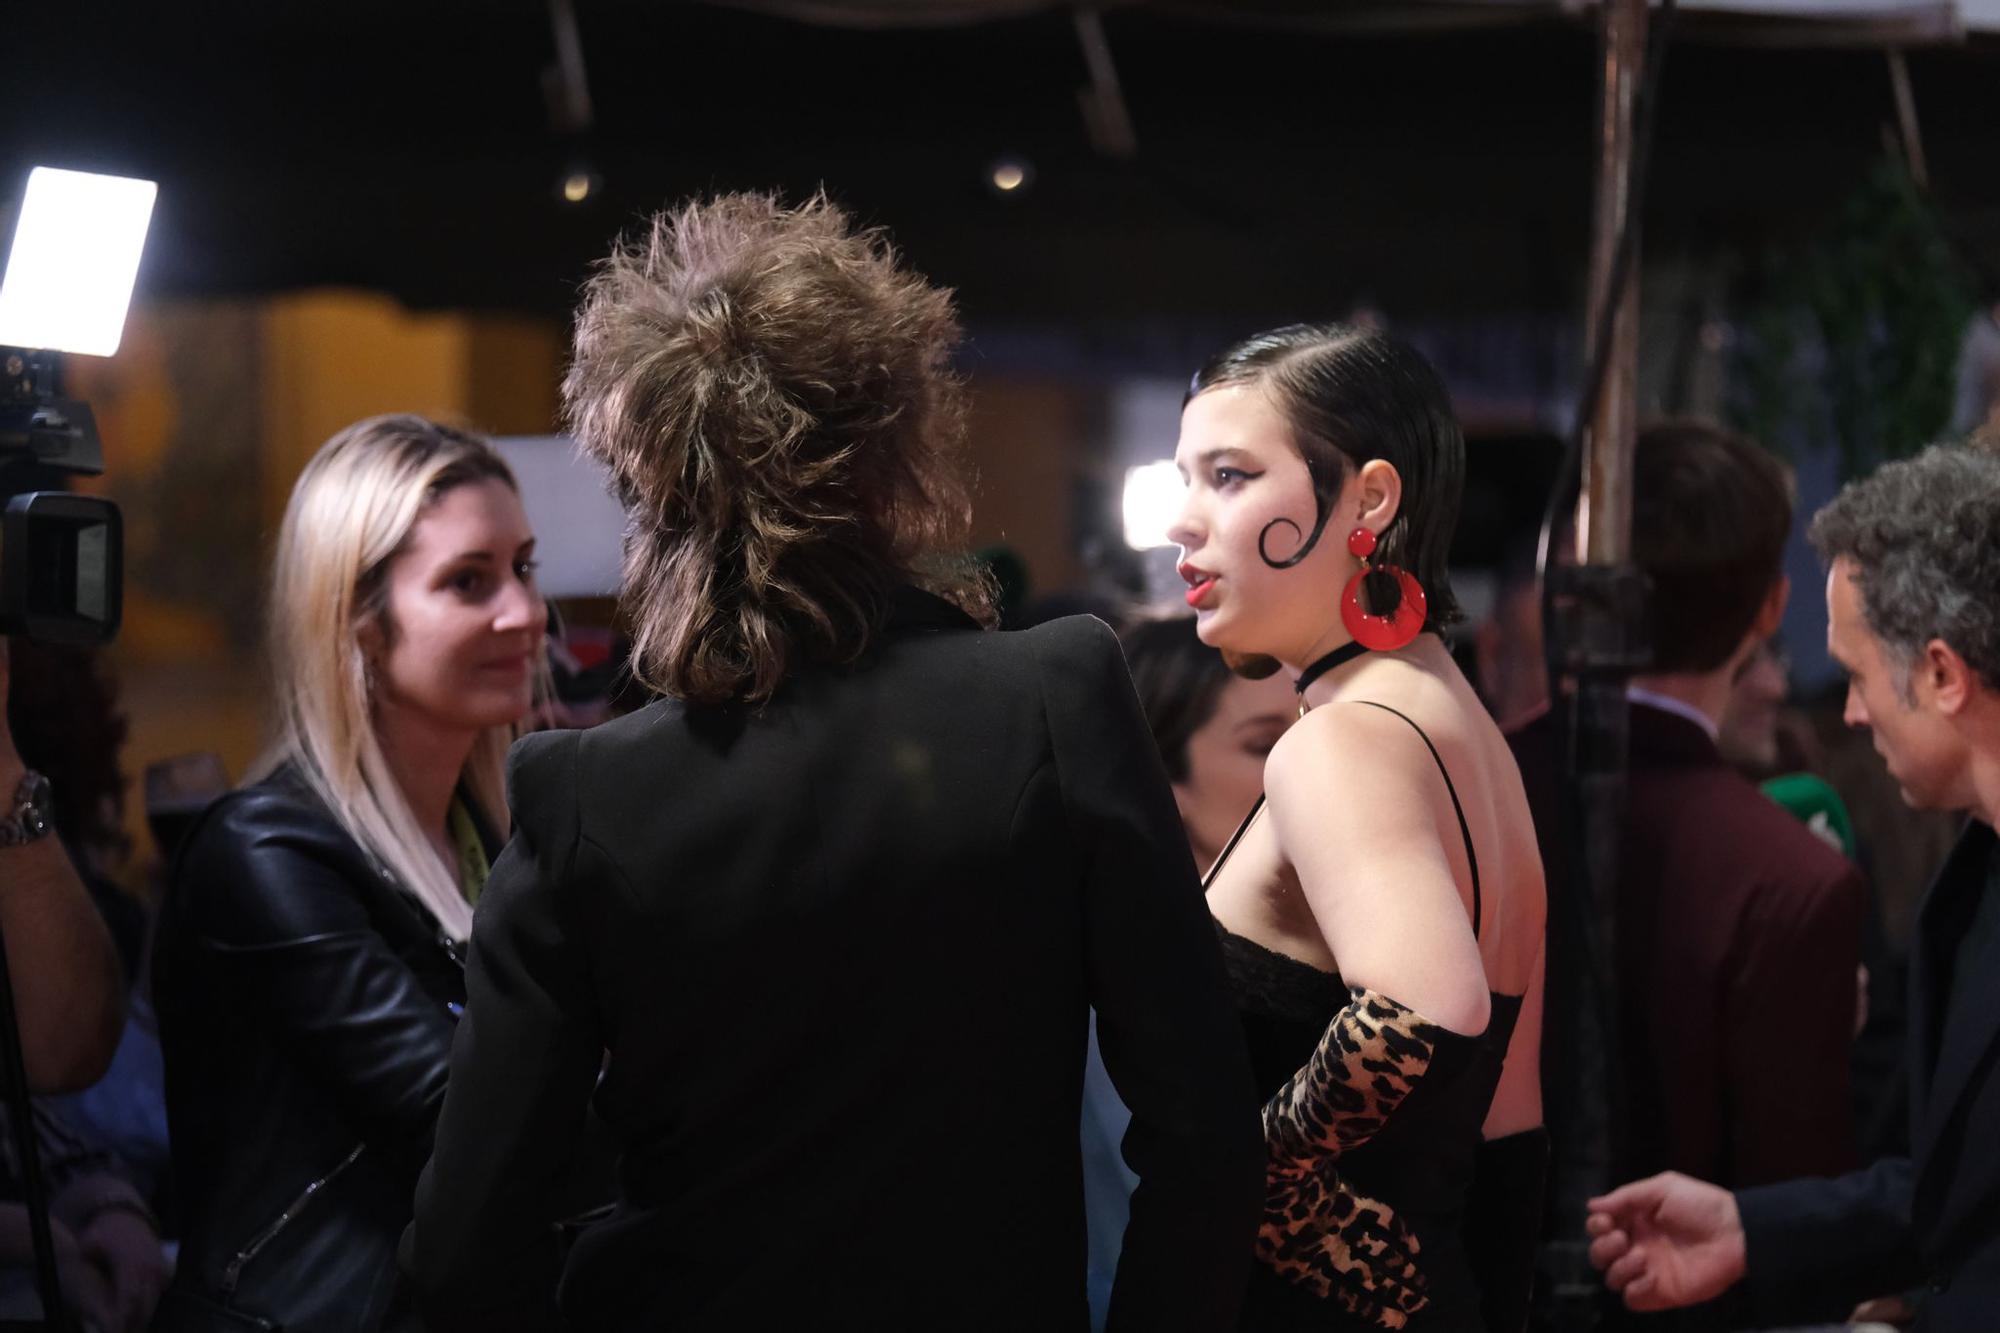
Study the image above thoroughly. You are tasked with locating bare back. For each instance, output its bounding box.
[1204,636,1546,1140]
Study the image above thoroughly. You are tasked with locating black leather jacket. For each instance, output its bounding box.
[153,767,479,1333]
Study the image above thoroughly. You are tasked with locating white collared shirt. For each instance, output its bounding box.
[1626,685,1720,743]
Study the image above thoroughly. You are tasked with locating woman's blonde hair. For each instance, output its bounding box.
[250,414,524,940]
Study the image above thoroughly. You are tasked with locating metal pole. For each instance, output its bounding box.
[1886,48,1928,189]
[1541,2,1654,1328]
[1583,0,1646,569]
[1074,9,1139,160]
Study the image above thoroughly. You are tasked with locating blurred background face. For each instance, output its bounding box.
[1173,670,1296,871]
[1171,385,1349,667]
[1719,639,1789,771]
[1473,569,1549,733]
[1828,560,1964,811]
[369,478,546,735]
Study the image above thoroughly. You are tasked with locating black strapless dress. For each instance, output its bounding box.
[1209,701,1546,1331]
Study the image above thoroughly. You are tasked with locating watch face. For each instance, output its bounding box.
[12,772,53,840]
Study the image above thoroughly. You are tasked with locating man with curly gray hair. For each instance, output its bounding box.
[1586,438,2000,1333]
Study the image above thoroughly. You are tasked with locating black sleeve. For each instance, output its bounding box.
[1033,616,1265,1333]
[410,729,604,1333]
[1463,1128,1549,1333]
[177,792,456,1175]
[29,1102,122,1198]
[1736,1155,1923,1323]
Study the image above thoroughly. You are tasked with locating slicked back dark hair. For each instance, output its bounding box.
[1186,322,1465,633]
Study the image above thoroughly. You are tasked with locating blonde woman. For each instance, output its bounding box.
[152,416,545,1333]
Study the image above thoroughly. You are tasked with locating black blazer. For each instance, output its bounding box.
[1736,819,2000,1330]
[154,767,477,1333]
[408,594,1264,1332]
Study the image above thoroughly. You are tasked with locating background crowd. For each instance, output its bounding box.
[4,192,1998,1330]
[7,7,2000,1333]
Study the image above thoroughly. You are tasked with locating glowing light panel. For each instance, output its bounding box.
[0,168,158,357]
[1122,460,1183,550]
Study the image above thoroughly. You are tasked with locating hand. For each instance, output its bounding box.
[1586,1172,1747,1312]
[52,1219,120,1333]
[78,1209,170,1333]
[1851,1293,1918,1326]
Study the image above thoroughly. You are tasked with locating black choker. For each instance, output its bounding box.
[1293,641,1370,697]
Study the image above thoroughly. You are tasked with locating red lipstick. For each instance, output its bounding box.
[1179,561,1217,608]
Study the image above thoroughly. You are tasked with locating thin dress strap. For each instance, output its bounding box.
[1202,794,1266,892]
[1199,703,1485,938]
[1352,701,1483,939]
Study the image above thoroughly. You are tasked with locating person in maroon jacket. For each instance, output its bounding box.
[1509,420,1867,1197]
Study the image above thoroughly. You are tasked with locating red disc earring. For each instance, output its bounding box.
[1340,526,1427,651]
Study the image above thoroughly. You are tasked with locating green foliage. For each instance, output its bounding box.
[1732,157,1974,480]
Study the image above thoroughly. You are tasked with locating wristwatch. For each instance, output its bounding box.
[0,770,54,848]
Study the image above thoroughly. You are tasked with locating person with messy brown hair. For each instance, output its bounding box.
[409,193,1262,1333]
[563,190,994,706]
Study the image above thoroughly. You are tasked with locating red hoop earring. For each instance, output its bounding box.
[1340,526,1427,651]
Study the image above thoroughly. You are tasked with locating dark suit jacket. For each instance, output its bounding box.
[1509,702,1866,1190]
[408,594,1264,1333]
[1736,819,2000,1330]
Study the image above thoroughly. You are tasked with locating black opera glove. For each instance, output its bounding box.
[1256,986,1455,1328]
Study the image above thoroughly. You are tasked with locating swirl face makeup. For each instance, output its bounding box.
[1168,385,1349,667]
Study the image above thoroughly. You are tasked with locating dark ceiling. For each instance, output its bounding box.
[8,2,1998,332]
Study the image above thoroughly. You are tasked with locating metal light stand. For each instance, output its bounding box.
[1537,1,1674,1328]
[3,355,82,1330]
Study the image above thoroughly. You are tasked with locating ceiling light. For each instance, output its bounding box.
[987,155,1034,197]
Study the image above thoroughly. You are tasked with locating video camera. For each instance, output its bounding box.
[0,166,155,645]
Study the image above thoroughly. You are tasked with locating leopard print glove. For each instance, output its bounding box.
[1255,987,1449,1327]
[1263,986,1447,1164]
[1259,1157,1427,1327]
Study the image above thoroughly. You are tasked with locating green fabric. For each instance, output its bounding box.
[1759,772,1858,859]
[450,797,491,904]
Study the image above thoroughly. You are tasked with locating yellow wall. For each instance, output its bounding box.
[962,381,1094,599]
[259,294,468,531]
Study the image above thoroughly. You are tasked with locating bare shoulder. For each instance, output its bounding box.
[1263,700,1437,808]
[1262,700,1493,1031]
